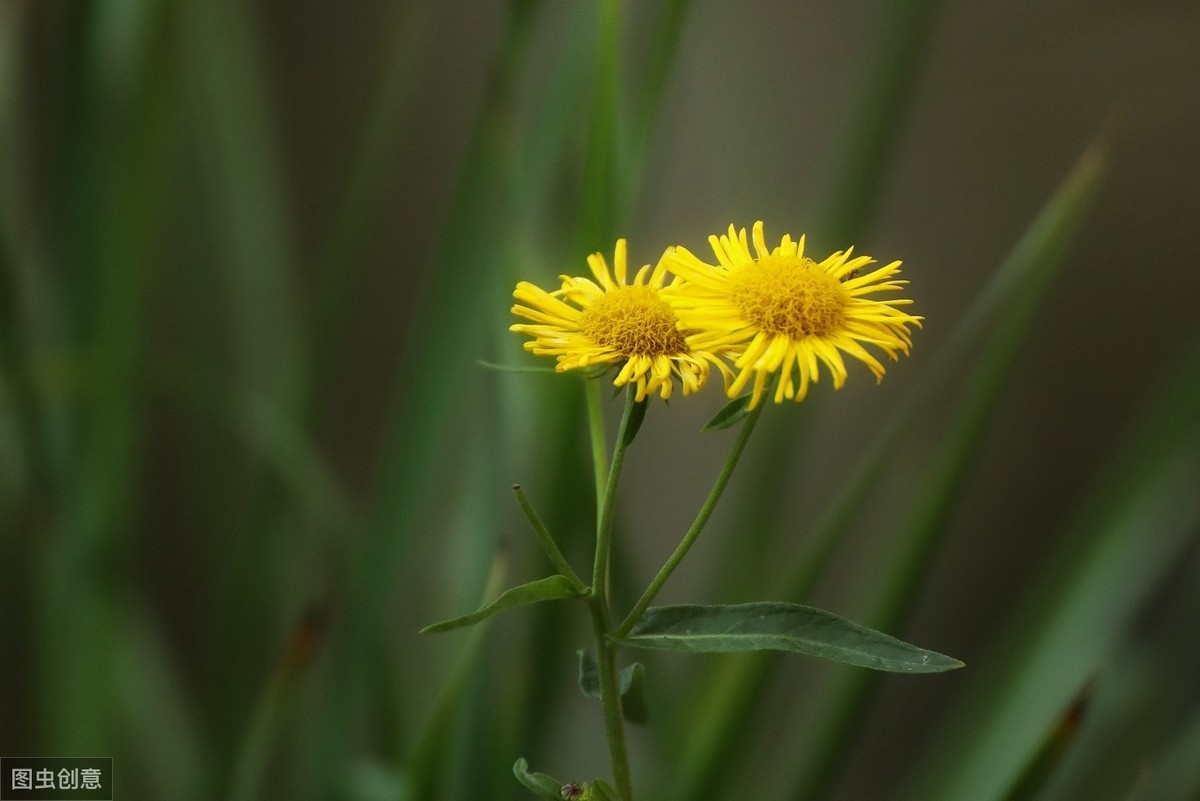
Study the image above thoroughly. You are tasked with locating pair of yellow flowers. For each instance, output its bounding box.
[511,221,920,409]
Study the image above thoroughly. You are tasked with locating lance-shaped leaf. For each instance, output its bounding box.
[576,649,648,722]
[621,603,963,673]
[620,397,649,447]
[512,758,563,800]
[701,393,752,431]
[420,576,583,634]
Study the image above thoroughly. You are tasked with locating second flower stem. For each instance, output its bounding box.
[614,399,767,639]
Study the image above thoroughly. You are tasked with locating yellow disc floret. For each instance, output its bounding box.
[579,285,689,358]
[728,255,848,339]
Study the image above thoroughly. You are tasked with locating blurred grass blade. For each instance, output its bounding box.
[1144,702,1200,801]
[575,0,622,251]
[312,3,548,783]
[999,685,1089,801]
[114,607,210,801]
[229,608,327,801]
[38,0,175,758]
[177,0,302,407]
[0,359,25,514]
[814,0,947,248]
[669,130,1110,801]
[783,129,1111,800]
[902,330,1200,801]
[622,0,695,206]
[407,553,507,800]
[311,4,429,388]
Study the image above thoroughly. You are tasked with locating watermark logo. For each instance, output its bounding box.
[1,759,111,800]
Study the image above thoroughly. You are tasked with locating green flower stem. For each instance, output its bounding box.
[589,598,634,800]
[593,386,637,593]
[614,398,767,640]
[511,484,587,592]
[587,384,638,800]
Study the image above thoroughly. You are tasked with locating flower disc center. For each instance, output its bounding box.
[579,285,687,356]
[729,255,848,338]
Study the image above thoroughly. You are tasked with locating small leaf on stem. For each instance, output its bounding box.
[420,576,584,634]
[576,650,648,723]
[620,397,649,447]
[512,758,564,800]
[701,393,752,431]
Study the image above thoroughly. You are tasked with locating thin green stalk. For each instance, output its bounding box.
[512,484,586,592]
[593,387,637,593]
[590,600,634,800]
[615,398,767,639]
[587,385,638,799]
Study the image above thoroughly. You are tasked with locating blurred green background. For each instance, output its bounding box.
[2,1,1199,800]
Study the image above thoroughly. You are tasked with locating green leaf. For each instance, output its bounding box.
[701,393,752,431]
[617,662,647,724]
[576,650,648,723]
[590,778,623,801]
[622,603,963,673]
[576,648,599,696]
[420,576,583,634]
[512,758,563,800]
[620,397,649,447]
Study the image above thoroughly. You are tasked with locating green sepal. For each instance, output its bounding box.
[621,602,964,673]
[576,650,648,723]
[701,393,752,431]
[476,359,557,374]
[589,778,622,801]
[620,398,649,448]
[420,576,583,634]
[512,758,563,800]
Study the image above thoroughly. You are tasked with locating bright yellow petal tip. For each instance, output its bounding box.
[665,221,921,409]
[510,240,731,401]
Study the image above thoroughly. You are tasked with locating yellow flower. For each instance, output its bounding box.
[510,239,730,401]
[666,221,921,409]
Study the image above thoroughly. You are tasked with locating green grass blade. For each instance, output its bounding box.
[228,609,327,801]
[113,606,210,801]
[407,552,507,800]
[813,0,947,249]
[574,0,622,252]
[177,0,302,409]
[902,330,1200,801]
[310,4,429,390]
[35,0,175,760]
[782,129,1111,800]
[1144,702,1200,801]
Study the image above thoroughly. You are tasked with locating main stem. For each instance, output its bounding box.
[589,386,638,800]
[615,398,767,639]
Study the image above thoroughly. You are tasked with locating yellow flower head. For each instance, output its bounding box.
[510,239,731,401]
[666,221,921,409]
